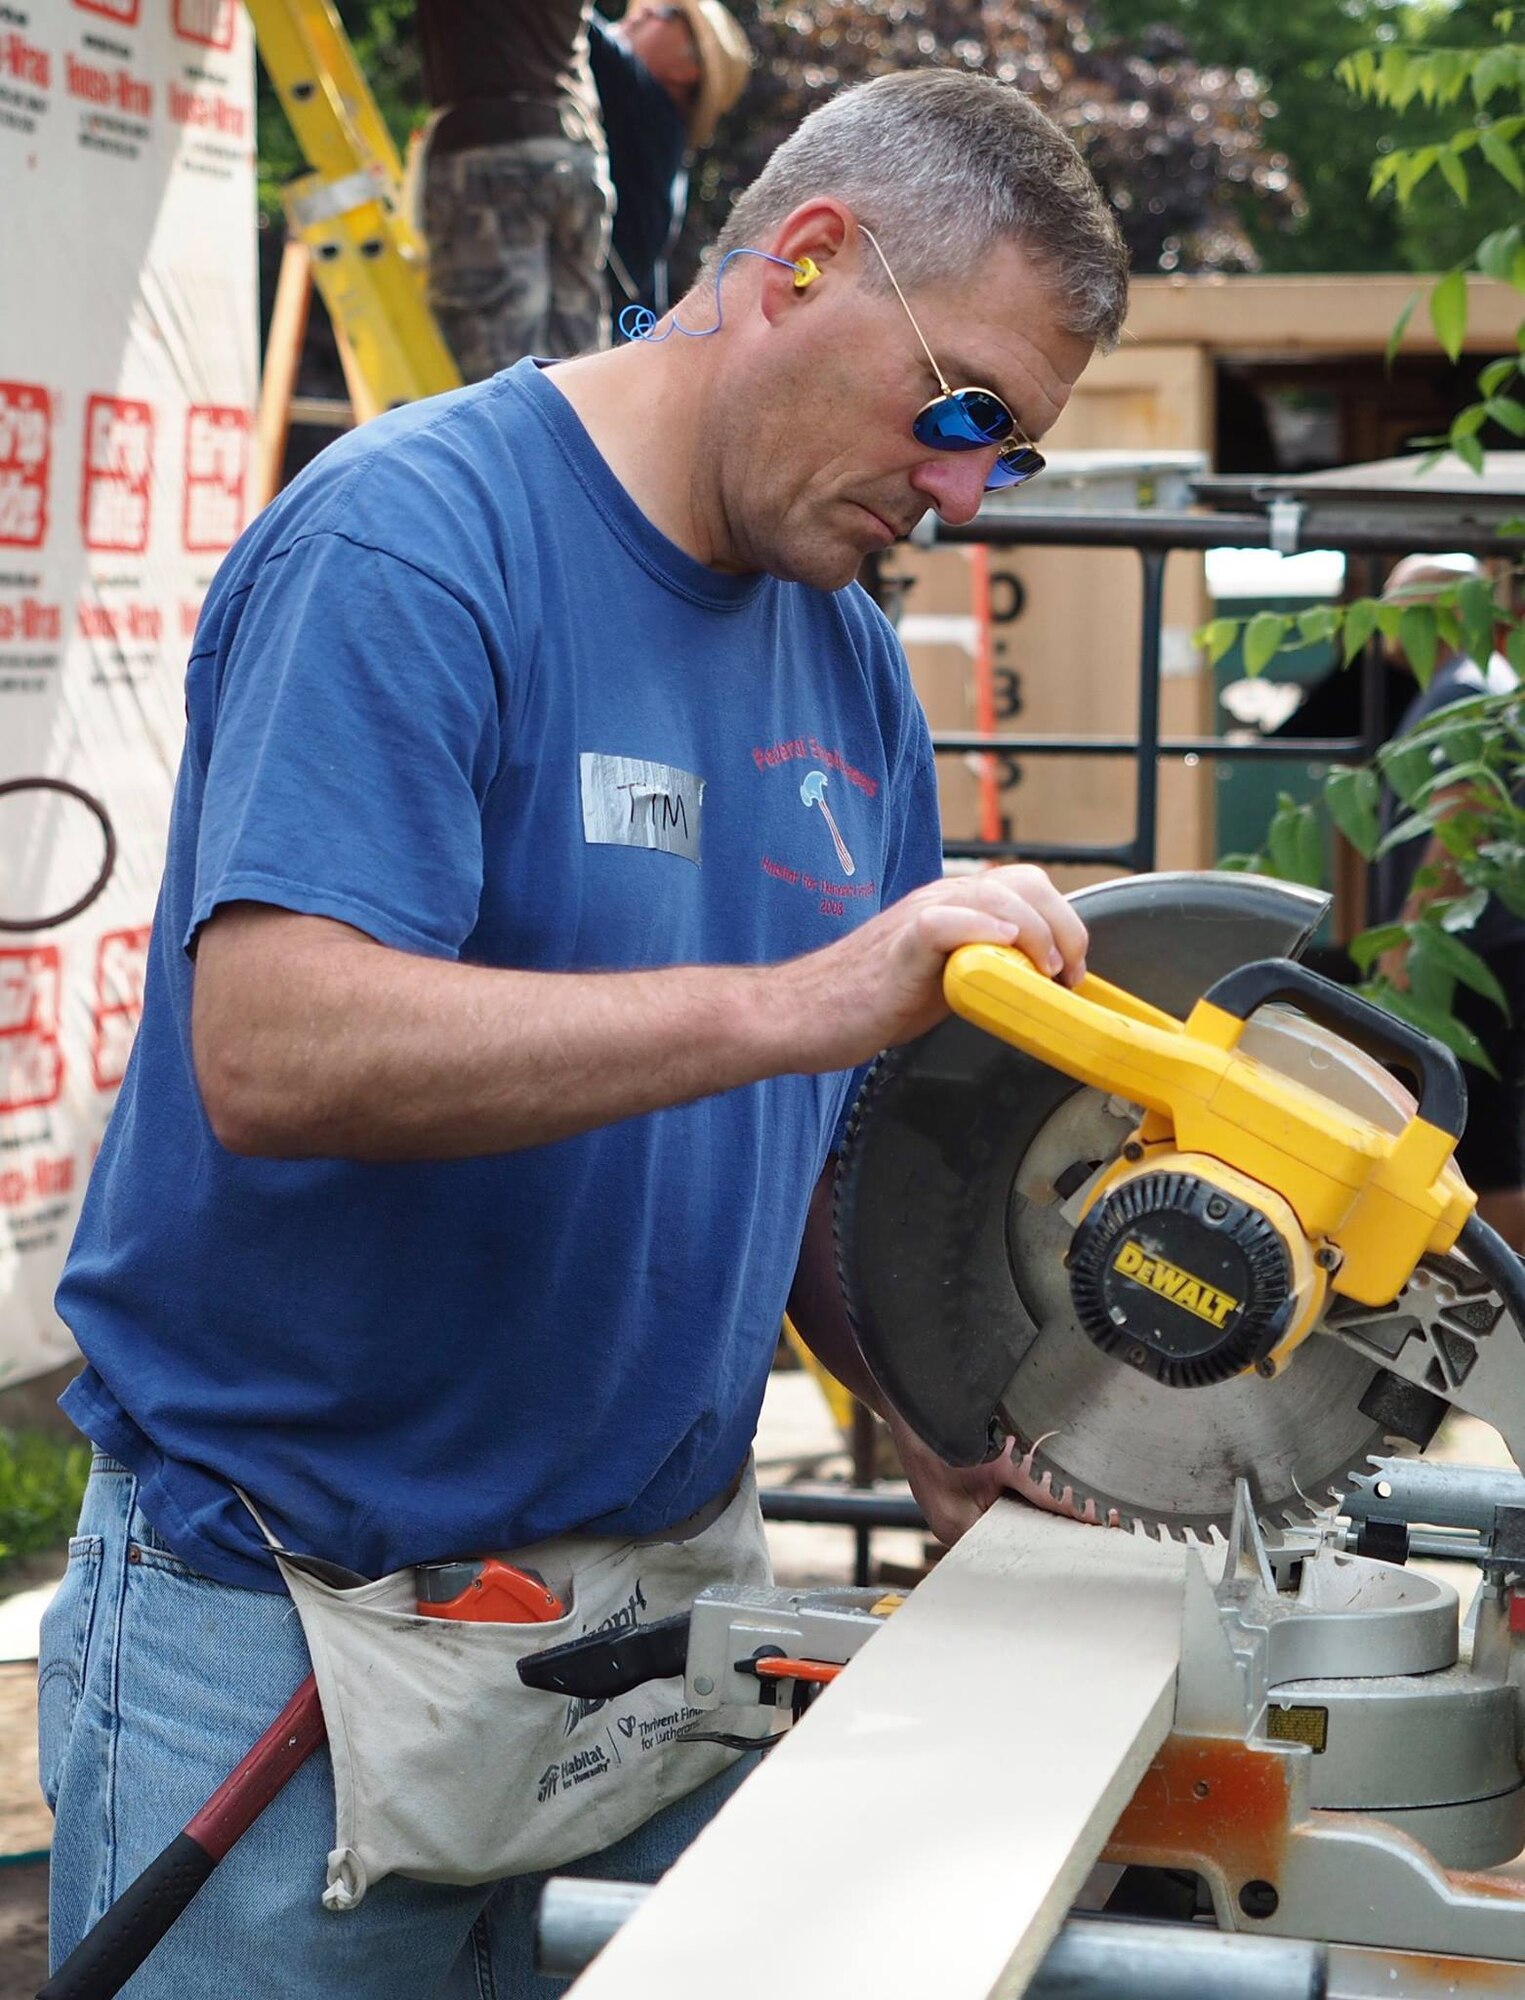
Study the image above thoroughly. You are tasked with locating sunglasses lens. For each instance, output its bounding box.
[957,390,1014,443]
[913,390,1015,453]
[984,443,1045,493]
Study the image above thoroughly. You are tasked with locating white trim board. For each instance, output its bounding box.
[571,1503,1189,2000]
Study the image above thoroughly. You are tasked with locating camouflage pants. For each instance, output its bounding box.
[423,135,612,379]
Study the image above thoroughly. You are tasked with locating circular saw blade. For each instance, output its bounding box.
[836,869,1415,1540]
[996,1089,1409,1541]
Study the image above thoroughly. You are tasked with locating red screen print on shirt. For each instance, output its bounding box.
[752,735,878,921]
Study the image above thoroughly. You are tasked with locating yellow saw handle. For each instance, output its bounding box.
[943,945,1474,1307]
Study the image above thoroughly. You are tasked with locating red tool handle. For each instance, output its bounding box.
[37,1674,326,2000]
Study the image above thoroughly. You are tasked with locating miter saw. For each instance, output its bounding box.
[524,871,1525,1989]
[834,867,1525,1975]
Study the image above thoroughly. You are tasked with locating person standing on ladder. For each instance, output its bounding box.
[417,0,611,377]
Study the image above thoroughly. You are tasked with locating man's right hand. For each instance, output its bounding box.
[768,862,1088,1074]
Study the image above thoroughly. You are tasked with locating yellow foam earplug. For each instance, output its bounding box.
[793,257,821,290]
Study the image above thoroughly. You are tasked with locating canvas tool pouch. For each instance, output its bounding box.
[242,1464,772,1910]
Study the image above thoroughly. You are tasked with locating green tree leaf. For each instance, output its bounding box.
[1479,226,1525,282]
[1480,121,1525,193]
[1411,922,1511,1014]
[1374,812,1434,858]
[1325,764,1382,857]
[1243,611,1291,677]
[1399,603,1441,682]
[1370,151,1406,200]
[1197,618,1240,668]
[1343,598,1380,664]
[1431,268,1470,360]
[1348,922,1411,972]
[1430,48,1472,107]
[1396,144,1440,202]
[1439,885,1491,932]
[1384,290,1418,365]
[1454,431,1486,473]
[1458,574,1499,667]
[1380,44,1421,110]
[1266,794,1326,887]
[1487,394,1525,433]
[1297,605,1340,645]
[1439,145,1470,202]
[1472,46,1518,107]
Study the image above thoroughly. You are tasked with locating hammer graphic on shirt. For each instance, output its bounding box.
[800,769,855,877]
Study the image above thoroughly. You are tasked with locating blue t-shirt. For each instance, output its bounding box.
[57,360,942,1592]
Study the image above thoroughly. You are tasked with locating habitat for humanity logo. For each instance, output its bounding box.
[799,769,854,876]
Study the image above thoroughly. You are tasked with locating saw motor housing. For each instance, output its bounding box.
[943,948,1475,1390]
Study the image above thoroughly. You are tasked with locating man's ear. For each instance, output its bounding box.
[755,201,853,324]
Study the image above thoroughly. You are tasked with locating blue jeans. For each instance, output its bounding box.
[39,1455,753,1997]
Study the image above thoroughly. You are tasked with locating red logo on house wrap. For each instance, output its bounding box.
[173,0,235,49]
[0,383,51,551]
[73,0,140,23]
[92,926,149,1092]
[183,406,248,551]
[0,948,63,1115]
[81,395,153,554]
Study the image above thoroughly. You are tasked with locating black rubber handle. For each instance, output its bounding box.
[518,1612,691,1698]
[1201,957,1467,1140]
[38,1675,325,2000]
[38,1832,216,2000]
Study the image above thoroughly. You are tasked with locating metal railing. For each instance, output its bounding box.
[923,507,1525,870]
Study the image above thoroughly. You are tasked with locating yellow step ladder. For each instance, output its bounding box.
[246,0,461,498]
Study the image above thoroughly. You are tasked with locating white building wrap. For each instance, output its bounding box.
[0,0,257,1387]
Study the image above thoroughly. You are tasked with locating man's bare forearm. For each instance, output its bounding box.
[192,869,1090,1160]
[193,905,790,1158]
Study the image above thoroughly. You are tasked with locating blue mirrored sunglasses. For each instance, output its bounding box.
[912,391,1046,491]
[859,224,1047,495]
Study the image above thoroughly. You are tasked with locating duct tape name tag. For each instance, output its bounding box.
[580,753,704,865]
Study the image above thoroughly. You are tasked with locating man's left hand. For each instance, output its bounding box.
[884,1409,1103,1545]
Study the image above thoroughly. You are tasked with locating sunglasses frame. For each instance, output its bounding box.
[858,224,1046,494]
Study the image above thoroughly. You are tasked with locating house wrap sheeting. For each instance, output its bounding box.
[0,0,257,1388]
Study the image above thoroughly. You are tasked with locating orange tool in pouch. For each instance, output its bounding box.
[415,1557,565,1623]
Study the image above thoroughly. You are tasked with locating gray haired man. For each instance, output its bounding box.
[45,70,1127,1998]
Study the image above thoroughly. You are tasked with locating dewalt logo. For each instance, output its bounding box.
[1112,1240,1240,1329]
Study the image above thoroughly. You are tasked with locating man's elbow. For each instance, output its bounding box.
[191,1005,315,1157]
[194,1034,286,1155]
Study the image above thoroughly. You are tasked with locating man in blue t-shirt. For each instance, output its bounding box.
[42,69,1127,1998]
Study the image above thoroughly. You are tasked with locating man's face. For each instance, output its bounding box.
[711,234,1095,592]
[623,4,702,96]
